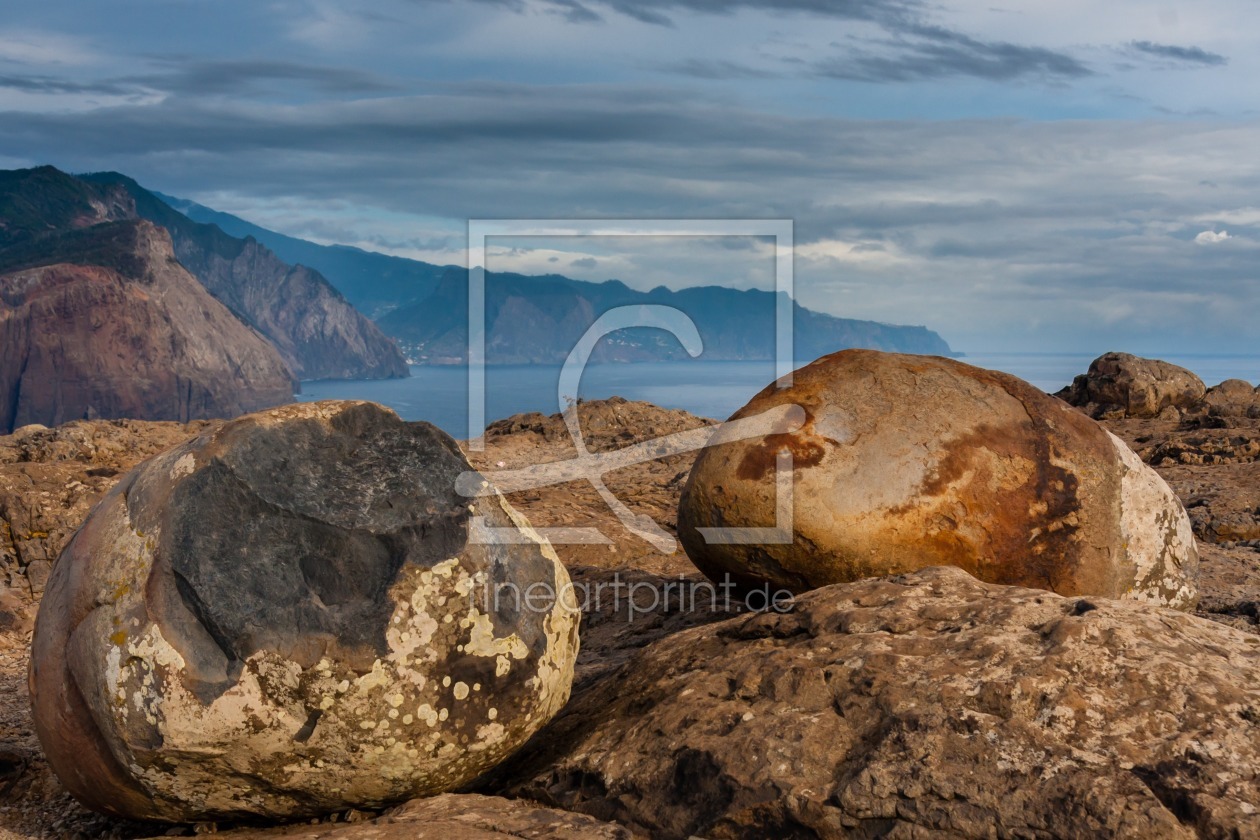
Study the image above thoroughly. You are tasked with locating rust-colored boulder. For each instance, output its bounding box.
[29,401,579,822]
[678,350,1198,608]
[1057,352,1207,419]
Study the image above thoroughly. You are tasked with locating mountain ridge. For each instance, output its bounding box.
[157,193,452,320]
[79,173,409,381]
[154,196,955,365]
[378,266,954,364]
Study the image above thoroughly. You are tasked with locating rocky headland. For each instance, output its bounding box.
[0,166,410,435]
[78,173,408,382]
[0,218,296,435]
[0,353,1255,838]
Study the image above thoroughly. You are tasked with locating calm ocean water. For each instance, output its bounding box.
[299,352,1260,438]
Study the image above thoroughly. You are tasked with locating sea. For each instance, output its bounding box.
[299,352,1260,439]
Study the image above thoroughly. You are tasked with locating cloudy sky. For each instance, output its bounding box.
[1,0,1257,353]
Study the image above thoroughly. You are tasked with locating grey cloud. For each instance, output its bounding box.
[658,58,780,79]
[570,256,598,268]
[462,0,1090,85]
[546,0,605,23]
[0,74,134,96]
[418,0,916,28]
[1130,41,1227,66]
[120,60,395,96]
[2,85,1257,351]
[0,60,394,103]
[817,25,1091,82]
[580,0,913,26]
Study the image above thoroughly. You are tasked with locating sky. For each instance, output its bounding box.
[0,0,1257,354]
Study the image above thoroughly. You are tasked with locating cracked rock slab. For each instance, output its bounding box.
[485,566,1260,840]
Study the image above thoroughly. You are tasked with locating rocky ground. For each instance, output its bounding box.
[0,393,1256,837]
[1107,415,1260,634]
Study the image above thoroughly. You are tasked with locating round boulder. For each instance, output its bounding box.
[678,350,1198,608]
[30,401,580,822]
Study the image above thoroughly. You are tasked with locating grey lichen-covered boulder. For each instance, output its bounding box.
[678,350,1199,608]
[29,401,580,822]
[1057,352,1208,419]
[486,567,1260,839]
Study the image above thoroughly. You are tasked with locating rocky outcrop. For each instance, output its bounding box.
[1203,379,1260,419]
[484,566,1260,840]
[0,418,221,602]
[1057,352,1208,419]
[1108,411,1260,547]
[30,401,579,822]
[0,220,295,434]
[678,350,1199,609]
[79,172,409,381]
[466,397,718,576]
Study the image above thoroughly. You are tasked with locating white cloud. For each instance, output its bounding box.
[1195,229,1231,244]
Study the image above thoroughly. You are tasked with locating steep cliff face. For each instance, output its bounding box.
[80,173,409,380]
[0,220,295,433]
[170,238,410,380]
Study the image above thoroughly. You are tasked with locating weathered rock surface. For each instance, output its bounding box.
[1195,543,1260,635]
[0,218,296,433]
[1057,352,1208,419]
[484,566,1260,840]
[2,399,1258,838]
[134,795,637,839]
[79,172,409,381]
[679,350,1199,608]
[1203,379,1260,419]
[1109,415,1260,545]
[29,401,580,822]
[466,397,716,577]
[0,419,221,603]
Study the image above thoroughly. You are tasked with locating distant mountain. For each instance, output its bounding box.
[0,173,294,432]
[156,193,451,319]
[79,173,408,381]
[378,267,954,364]
[151,192,954,366]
